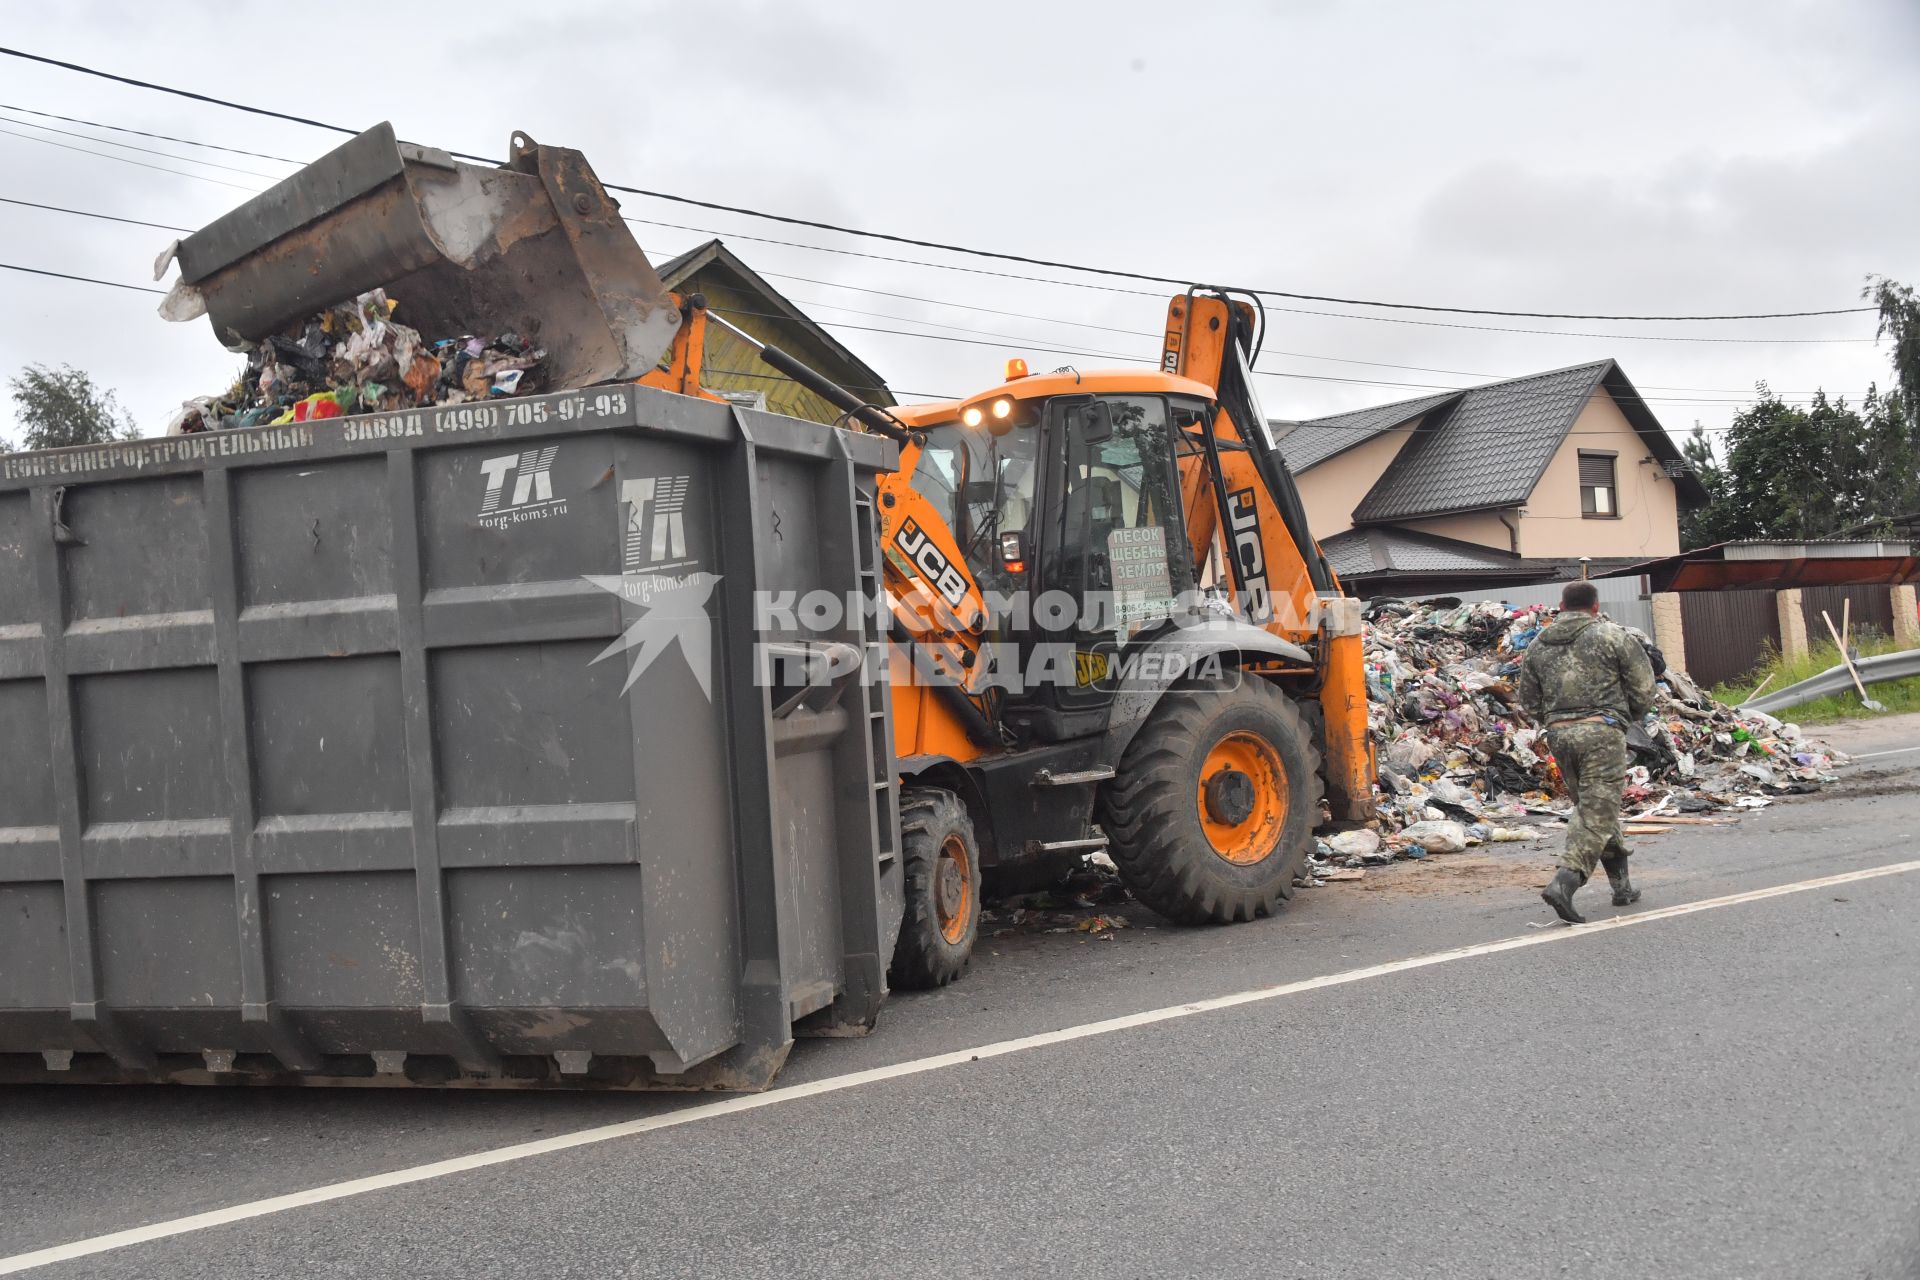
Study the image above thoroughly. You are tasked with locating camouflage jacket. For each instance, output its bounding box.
[1516,611,1657,727]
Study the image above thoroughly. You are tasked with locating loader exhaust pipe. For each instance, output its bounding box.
[157,123,682,391]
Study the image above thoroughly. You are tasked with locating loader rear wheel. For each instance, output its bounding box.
[1099,676,1322,924]
[889,788,981,990]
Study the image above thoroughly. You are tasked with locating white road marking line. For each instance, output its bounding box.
[5,856,1918,1276]
[1854,745,1920,760]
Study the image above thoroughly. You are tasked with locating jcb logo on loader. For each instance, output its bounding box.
[1228,487,1273,624]
[893,518,970,609]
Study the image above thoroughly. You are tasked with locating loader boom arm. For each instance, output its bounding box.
[1160,292,1377,820]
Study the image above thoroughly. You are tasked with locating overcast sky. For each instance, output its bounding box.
[2,0,1916,447]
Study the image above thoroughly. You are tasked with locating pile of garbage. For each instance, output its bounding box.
[1321,597,1845,871]
[168,289,546,434]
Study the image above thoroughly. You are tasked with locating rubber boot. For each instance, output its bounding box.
[1540,867,1587,924]
[1602,853,1641,906]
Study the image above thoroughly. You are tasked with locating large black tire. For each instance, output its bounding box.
[1098,677,1322,924]
[889,788,982,990]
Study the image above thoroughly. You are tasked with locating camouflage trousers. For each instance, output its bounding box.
[1545,722,1629,879]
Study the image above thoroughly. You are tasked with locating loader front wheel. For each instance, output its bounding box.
[889,788,981,990]
[1099,676,1322,924]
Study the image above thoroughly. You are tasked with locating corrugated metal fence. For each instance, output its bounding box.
[1800,585,1895,643]
[1680,589,1782,689]
[1421,578,1655,635]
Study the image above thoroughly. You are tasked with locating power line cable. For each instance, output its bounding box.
[1,261,164,292]
[703,304,1841,410]
[0,102,302,163]
[771,288,1833,398]
[630,218,1878,345]
[0,112,281,179]
[0,194,191,233]
[0,48,357,139]
[0,253,1840,413]
[0,47,1875,323]
[0,125,259,191]
[0,195,1872,394]
[1,262,1818,430]
[0,92,1881,345]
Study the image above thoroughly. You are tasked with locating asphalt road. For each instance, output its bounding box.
[3,717,1917,1279]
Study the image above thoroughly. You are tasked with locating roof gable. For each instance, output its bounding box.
[1351,361,1613,522]
[652,238,894,405]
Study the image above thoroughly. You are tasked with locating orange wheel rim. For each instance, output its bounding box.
[1196,730,1288,865]
[935,833,973,943]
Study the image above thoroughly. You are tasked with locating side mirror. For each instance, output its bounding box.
[1069,400,1114,444]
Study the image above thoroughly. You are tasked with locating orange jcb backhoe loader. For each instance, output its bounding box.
[164,124,1375,997]
[702,295,1377,987]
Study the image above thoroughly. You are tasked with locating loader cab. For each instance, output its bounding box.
[907,374,1221,743]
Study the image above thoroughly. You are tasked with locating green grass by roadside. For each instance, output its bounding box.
[1712,633,1920,724]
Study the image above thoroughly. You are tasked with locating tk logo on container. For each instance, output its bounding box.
[477,446,569,528]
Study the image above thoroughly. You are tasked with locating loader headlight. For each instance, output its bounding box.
[962,405,985,428]
[991,397,1012,420]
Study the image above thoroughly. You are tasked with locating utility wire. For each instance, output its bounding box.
[1,261,164,292]
[1,262,1809,429]
[0,125,259,191]
[704,304,1843,409]
[0,48,356,140]
[0,47,1876,323]
[0,102,302,163]
[0,112,281,179]
[772,289,1833,398]
[629,219,1877,345]
[0,93,1881,346]
[1,193,1854,404]
[0,251,1844,411]
[0,195,191,233]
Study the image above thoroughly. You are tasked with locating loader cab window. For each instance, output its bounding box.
[909,421,1038,598]
[1055,395,1197,641]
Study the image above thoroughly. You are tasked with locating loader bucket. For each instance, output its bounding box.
[167,122,680,390]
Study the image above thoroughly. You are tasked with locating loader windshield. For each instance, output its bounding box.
[910,422,1039,595]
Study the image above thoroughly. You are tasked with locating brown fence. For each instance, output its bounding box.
[1800,585,1895,645]
[1680,589,1782,689]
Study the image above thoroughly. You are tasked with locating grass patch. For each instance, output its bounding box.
[1711,631,1920,724]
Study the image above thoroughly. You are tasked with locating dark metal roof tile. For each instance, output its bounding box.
[1351,361,1613,522]
[1272,390,1458,473]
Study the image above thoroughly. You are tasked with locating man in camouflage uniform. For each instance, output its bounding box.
[1517,580,1658,923]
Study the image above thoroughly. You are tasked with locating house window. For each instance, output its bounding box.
[1579,451,1618,518]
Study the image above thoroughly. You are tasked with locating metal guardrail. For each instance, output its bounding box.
[1742,648,1920,715]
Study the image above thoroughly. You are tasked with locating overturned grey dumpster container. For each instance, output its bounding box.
[0,385,900,1089]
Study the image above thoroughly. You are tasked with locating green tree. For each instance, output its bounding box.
[5,363,139,452]
[1853,276,1920,530]
[1681,277,1920,543]
[1866,275,1919,409]
[1680,422,1733,547]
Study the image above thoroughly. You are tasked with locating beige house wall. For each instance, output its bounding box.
[1397,509,1517,552]
[1293,425,1414,538]
[1517,395,1681,560]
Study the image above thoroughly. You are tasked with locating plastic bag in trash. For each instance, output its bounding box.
[1326,829,1382,860]
[1397,819,1469,853]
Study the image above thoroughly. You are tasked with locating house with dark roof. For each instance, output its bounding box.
[651,239,894,424]
[1274,360,1708,596]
